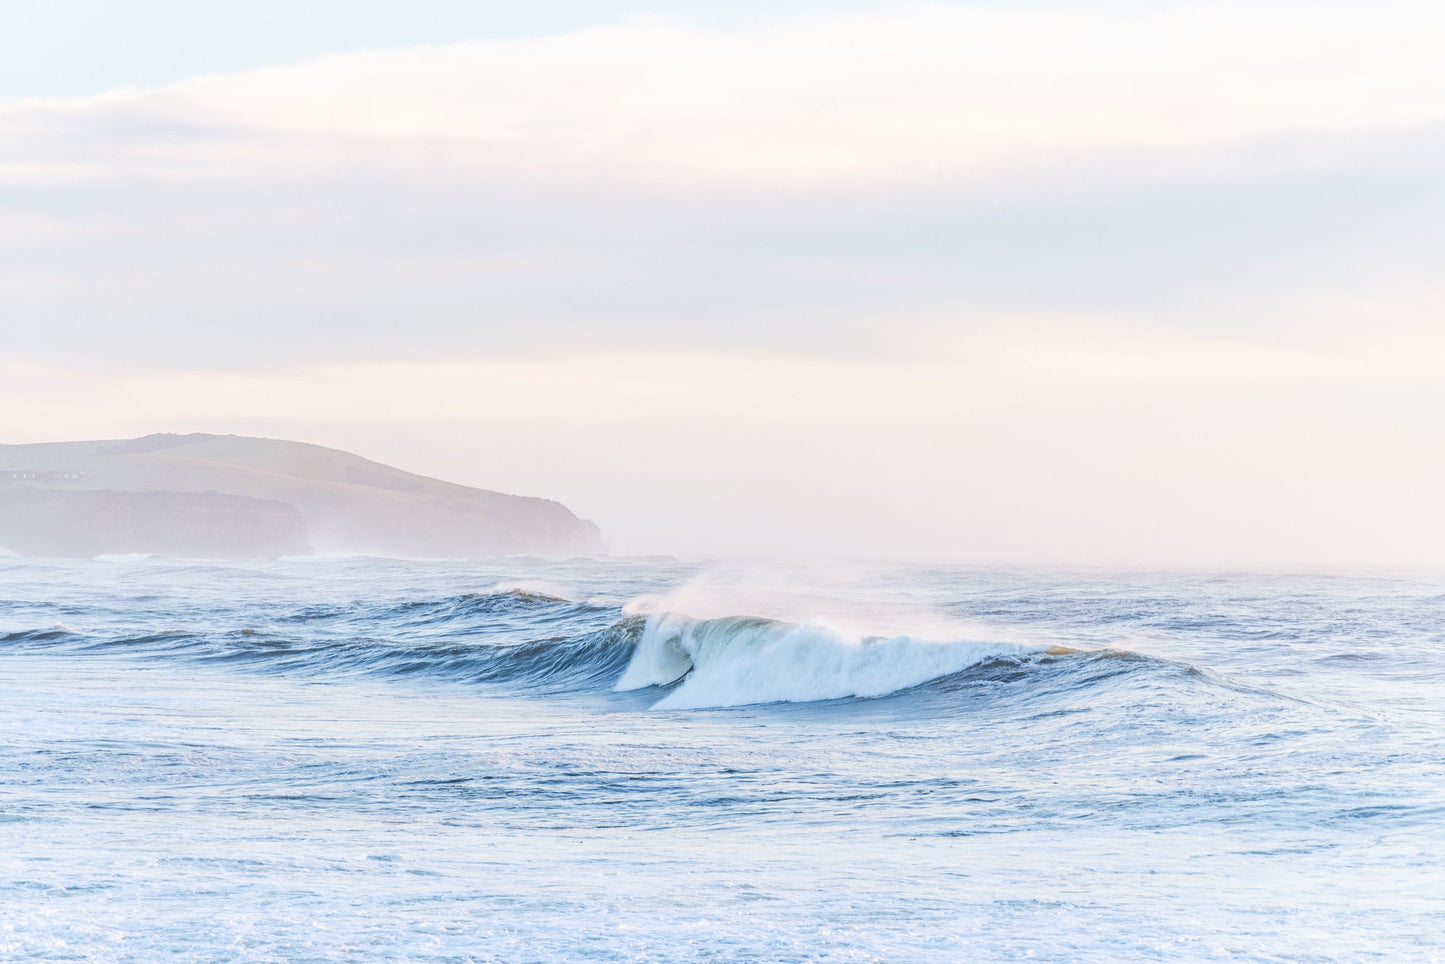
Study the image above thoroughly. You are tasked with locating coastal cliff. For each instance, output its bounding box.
[0,433,601,559]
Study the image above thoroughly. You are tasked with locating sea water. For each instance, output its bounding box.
[1,556,1442,961]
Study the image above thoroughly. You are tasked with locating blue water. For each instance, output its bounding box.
[2,556,1443,961]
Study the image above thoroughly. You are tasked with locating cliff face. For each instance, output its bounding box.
[0,434,602,560]
[0,490,310,559]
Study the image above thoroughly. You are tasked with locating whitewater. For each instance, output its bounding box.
[1,555,1442,961]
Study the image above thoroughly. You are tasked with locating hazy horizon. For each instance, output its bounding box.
[5,0,1444,568]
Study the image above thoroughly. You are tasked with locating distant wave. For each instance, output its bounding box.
[276,587,606,632]
[1,619,639,694]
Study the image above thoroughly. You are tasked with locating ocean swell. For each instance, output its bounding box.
[2,588,1136,710]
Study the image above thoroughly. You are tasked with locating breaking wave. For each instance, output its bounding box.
[615,612,1042,708]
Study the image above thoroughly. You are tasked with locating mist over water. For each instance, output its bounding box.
[2,555,1442,961]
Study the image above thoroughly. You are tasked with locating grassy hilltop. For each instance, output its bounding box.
[0,433,601,559]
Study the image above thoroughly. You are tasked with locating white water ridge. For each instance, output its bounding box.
[615,612,1033,708]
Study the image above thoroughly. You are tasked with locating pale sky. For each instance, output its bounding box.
[3,1,1444,566]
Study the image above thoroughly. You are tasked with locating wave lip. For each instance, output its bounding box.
[615,612,1034,709]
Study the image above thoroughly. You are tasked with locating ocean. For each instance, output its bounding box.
[1,555,1442,962]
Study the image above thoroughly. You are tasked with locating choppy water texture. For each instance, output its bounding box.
[2,556,1443,961]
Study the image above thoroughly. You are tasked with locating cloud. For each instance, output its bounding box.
[7,3,1445,188]
[3,1,1444,371]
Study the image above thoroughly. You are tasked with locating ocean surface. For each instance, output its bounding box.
[1,556,1442,962]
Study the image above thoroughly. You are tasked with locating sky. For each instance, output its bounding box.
[3,0,1444,567]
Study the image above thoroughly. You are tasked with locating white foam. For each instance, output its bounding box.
[485,579,572,602]
[615,612,1031,709]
